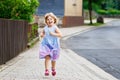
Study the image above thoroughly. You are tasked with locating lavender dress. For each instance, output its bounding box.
[39,25,60,61]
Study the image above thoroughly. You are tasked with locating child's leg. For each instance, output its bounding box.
[45,55,50,76]
[51,61,56,69]
[45,55,50,70]
[51,61,56,76]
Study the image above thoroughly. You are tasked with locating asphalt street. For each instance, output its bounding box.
[64,20,120,79]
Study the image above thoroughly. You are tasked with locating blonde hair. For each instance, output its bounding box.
[44,12,58,24]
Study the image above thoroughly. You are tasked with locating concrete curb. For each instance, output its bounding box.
[27,37,39,48]
[61,49,118,80]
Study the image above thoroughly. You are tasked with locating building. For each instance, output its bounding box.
[37,0,84,27]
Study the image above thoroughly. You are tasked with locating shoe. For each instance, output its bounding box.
[45,69,49,76]
[52,68,56,76]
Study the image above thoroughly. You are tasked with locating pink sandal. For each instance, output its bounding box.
[52,68,56,76]
[45,69,49,76]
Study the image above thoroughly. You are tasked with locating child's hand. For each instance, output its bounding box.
[49,31,56,36]
[40,33,44,37]
[49,27,62,38]
[40,30,45,38]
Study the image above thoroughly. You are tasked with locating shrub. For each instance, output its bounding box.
[97,10,108,15]
[97,9,120,15]
[108,9,120,15]
[0,0,39,22]
[28,23,38,42]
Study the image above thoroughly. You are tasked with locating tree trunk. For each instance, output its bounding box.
[88,0,93,24]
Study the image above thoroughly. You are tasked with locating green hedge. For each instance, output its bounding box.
[97,9,120,15]
[28,23,38,42]
[97,10,108,15]
[0,0,39,22]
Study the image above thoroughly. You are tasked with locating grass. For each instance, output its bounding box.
[84,22,104,27]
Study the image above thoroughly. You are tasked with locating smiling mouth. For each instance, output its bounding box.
[49,22,53,24]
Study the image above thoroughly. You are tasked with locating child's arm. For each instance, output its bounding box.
[50,27,62,38]
[40,29,45,38]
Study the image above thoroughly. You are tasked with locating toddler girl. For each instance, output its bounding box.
[39,12,62,76]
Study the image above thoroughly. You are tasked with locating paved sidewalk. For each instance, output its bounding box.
[0,18,119,80]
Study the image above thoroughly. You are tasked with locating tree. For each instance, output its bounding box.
[105,0,120,10]
[88,0,93,24]
[84,0,104,24]
[0,0,39,22]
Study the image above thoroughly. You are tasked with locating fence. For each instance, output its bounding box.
[0,18,28,65]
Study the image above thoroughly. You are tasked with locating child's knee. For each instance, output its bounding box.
[45,55,50,59]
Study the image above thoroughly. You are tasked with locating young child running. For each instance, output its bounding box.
[39,12,62,76]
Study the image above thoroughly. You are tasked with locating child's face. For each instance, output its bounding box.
[46,16,55,27]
